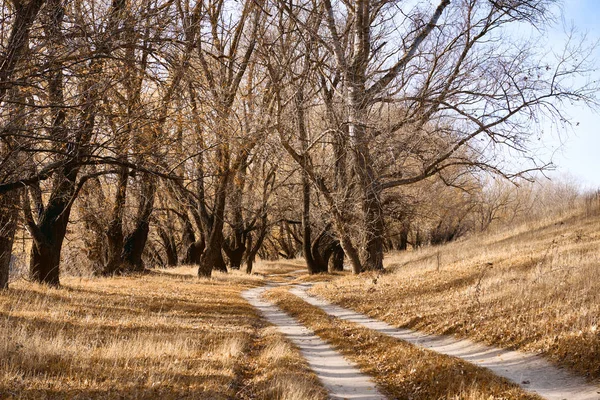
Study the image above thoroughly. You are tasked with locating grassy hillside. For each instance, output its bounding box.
[312,199,600,380]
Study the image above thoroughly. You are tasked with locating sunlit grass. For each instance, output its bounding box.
[312,204,600,379]
[267,286,540,399]
[0,267,324,399]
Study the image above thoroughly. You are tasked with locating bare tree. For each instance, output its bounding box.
[0,0,47,288]
[275,0,598,273]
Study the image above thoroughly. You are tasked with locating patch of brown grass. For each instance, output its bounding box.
[289,271,347,284]
[266,287,540,400]
[312,210,600,380]
[0,267,324,399]
[251,259,311,283]
[238,326,327,400]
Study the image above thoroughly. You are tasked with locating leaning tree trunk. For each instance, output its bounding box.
[0,192,19,289]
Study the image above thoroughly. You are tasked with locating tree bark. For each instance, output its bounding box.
[198,171,229,277]
[245,234,255,274]
[121,177,156,272]
[103,167,128,275]
[28,170,78,286]
[348,75,385,271]
[223,243,245,270]
[158,226,178,266]
[181,214,204,265]
[329,243,344,272]
[294,87,328,274]
[0,0,46,103]
[0,192,19,289]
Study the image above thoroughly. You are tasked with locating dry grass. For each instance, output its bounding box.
[0,267,325,399]
[311,206,600,380]
[252,259,349,284]
[238,326,327,400]
[266,286,540,400]
[251,259,310,283]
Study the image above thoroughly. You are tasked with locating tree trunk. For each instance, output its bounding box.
[245,234,255,274]
[0,192,19,289]
[198,172,229,277]
[329,243,344,272]
[399,225,409,251]
[198,243,226,276]
[224,243,245,270]
[29,173,76,286]
[0,0,46,102]
[103,167,128,275]
[121,177,156,272]
[158,227,178,266]
[309,230,331,274]
[348,76,385,272]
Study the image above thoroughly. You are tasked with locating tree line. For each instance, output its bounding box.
[0,0,597,287]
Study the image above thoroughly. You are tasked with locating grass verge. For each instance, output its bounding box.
[266,286,540,400]
[238,325,327,400]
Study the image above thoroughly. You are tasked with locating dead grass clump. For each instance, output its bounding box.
[0,268,260,399]
[266,287,540,400]
[311,210,600,380]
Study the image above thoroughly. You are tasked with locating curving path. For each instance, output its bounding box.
[242,284,386,400]
[291,283,600,400]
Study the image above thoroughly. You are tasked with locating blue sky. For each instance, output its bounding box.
[543,0,600,189]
